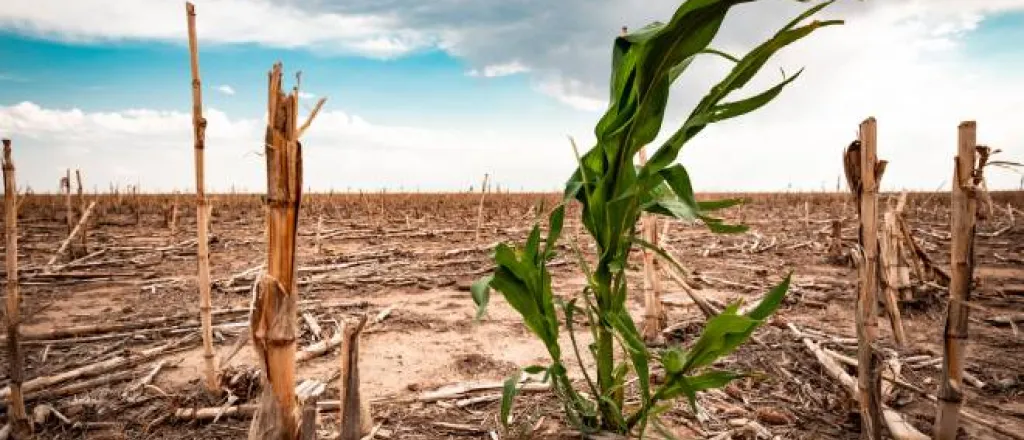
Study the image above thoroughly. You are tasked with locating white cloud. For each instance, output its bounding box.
[534,77,606,112]
[0,101,572,192]
[466,61,530,78]
[298,91,316,100]
[0,0,432,58]
[215,85,235,96]
[3,1,1024,191]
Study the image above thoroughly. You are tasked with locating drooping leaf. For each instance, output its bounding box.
[698,197,746,211]
[644,7,842,176]
[470,275,493,321]
[700,215,749,234]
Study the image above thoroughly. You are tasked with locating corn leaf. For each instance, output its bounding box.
[470,275,493,321]
[500,370,522,427]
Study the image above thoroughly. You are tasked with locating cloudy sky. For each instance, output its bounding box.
[0,0,1022,193]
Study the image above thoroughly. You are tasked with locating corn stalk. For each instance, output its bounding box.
[185,1,217,393]
[852,118,885,440]
[473,0,841,434]
[638,146,666,344]
[249,63,325,440]
[934,121,978,440]
[3,139,32,437]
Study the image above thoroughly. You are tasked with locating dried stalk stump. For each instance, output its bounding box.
[3,139,32,436]
[935,121,979,440]
[846,118,887,440]
[248,62,325,440]
[338,316,372,440]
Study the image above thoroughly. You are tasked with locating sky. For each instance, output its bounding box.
[0,0,1022,193]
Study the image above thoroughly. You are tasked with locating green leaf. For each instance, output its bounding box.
[525,225,542,262]
[470,275,493,321]
[607,310,651,405]
[660,369,743,410]
[479,0,836,433]
[682,313,760,372]
[698,197,745,211]
[687,369,744,392]
[745,273,792,321]
[659,164,699,212]
[523,365,548,375]
[598,395,628,430]
[644,3,842,177]
[706,69,803,124]
[544,204,566,259]
[700,215,749,234]
[662,348,685,374]
[701,47,740,63]
[500,371,522,427]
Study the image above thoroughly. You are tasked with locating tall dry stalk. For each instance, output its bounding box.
[935,121,978,440]
[474,173,489,242]
[638,146,665,343]
[848,118,886,439]
[63,169,74,239]
[169,194,179,236]
[76,169,87,254]
[185,1,217,393]
[249,62,324,439]
[3,139,32,436]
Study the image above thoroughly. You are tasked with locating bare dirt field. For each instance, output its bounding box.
[2,191,1022,439]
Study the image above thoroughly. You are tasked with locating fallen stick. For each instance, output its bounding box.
[432,422,487,434]
[19,320,246,346]
[455,394,501,408]
[296,328,344,364]
[25,369,137,401]
[788,323,927,440]
[656,257,720,319]
[9,308,250,341]
[302,312,323,340]
[986,314,1024,326]
[46,200,97,267]
[173,400,343,421]
[7,300,366,343]
[123,360,167,399]
[0,334,198,400]
[48,248,107,272]
[820,336,1023,440]
[415,380,550,403]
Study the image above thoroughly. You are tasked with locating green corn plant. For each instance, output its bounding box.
[473,0,842,435]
